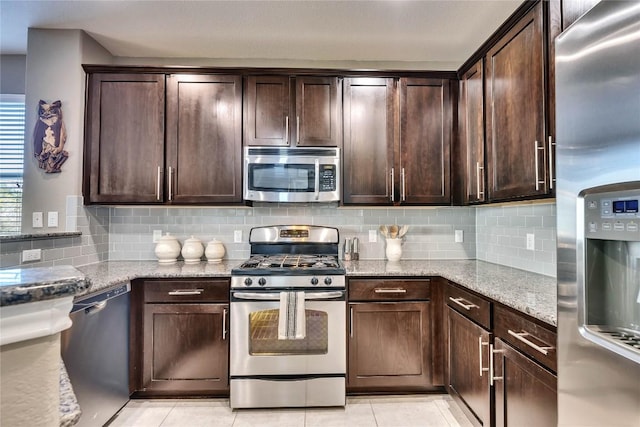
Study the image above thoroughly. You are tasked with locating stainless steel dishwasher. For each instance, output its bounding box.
[61,283,130,427]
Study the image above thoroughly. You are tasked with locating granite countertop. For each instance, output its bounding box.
[0,265,89,306]
[75,259,557,326]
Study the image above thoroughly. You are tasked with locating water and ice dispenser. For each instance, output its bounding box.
[579,182,640,364]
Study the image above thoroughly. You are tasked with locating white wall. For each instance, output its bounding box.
[21,29,112,233]
[0,55,26,94]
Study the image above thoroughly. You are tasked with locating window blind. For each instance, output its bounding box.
[0,95,25,234]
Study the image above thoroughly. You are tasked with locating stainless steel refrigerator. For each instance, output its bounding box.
[555,1,640,425]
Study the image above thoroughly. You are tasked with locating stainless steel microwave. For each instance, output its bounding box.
[243,147,340,203]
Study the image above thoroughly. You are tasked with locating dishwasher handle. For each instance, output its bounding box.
[70,283,131,314]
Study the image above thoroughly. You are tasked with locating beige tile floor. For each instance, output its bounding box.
[108,394,474,427]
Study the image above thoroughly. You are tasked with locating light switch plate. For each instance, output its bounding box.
[32,212,43,228]
[152,230,163,243]
[526,233,535,251]
[369,230,377,243]
[47,211,58,227]
[454,230,464,243]
[234,230,242,243]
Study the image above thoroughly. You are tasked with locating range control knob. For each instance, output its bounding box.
[324,277,333,286]
[310,277,319,286]
[244,278,253,287]
[258,278,267,286]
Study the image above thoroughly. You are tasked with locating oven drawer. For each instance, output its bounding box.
[494,305,557,372]
[348,279,430,301]
[142,279,230,303]
[446,283,491,329]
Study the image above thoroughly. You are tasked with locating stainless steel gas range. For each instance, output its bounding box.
[229,225,346,409]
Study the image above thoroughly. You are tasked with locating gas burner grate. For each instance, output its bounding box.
[601,330,640,350]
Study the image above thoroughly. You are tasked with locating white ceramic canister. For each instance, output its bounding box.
[181,236,204,264]
[385,237,403,262]
[205,239,226,263]
[154,233,181,264]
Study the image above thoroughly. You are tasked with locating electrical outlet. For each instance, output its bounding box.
[32,212,43,228]
[152,230,163,243]
[526,233,535,251]
[369,230,377,243]
[454,230,464,243]
[47,211,58,228]
[22,249,42,263]
[234,230,243,243]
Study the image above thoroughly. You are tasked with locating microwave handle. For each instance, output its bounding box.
[314,158,320,200]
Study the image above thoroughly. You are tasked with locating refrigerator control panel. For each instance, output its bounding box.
[583,185,640,240]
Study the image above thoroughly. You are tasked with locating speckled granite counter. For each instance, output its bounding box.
[0,265,88,306]
[59,360,81,427]
[76,259,557,326]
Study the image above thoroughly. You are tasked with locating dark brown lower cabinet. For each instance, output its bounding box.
[348,301,432,391]
[448,307,491,426]
[493,338,557,427]
[131,278,230,397]
[141,303,228,394]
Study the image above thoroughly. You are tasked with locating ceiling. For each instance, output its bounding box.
[0,0,523,70]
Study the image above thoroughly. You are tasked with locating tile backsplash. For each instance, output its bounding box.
[1,200,558,278]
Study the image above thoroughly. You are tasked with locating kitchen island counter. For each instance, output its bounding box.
[75,259,556,326]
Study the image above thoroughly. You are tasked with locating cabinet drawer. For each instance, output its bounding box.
[143,279,230,303]
[494,305,557,372]
[446,284,491,329]
[348,279,430,301]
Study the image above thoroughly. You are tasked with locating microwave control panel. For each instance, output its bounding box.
[319,165,337,191]
[584,187,640,241]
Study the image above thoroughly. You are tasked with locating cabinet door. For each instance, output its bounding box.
[244,75,290,146]
[343,77,396,205]
[142,303,229,394]
[295,76,342,147]
[448,307,491,426]
[348,301,431,390]
[84,73,165,204]
[493,338,557,427]
[166,74,242,204]
[485,2,548,201]
[460,61,486,204]
[399,78,451,204]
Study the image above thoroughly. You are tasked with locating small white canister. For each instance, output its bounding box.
[205,239,226,263]
[154,233,181,264]
[181,236,204,264]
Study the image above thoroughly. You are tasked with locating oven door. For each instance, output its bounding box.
[230,290,346,376]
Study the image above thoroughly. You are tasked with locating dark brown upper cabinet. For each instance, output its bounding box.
[343,77,396,205]
[399,78,451,205]
[83,70,243,205]
[166,74,243,204]
[244,75,342,147]
[458,60,486,204]
[485,1,549,202]
[84,73,166,204]
[343,77,451,206]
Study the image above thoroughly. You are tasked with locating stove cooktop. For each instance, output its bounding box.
[232,254,345,276]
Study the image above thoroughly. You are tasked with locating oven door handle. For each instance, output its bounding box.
[232,291,344,301]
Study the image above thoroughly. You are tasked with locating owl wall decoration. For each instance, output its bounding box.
[33,99,68,173]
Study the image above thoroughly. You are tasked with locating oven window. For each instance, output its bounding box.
[248,164,314,192]
[249,309,328,355]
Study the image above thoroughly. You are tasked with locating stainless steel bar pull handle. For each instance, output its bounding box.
[374,288,407,293]
[490,344,504,386]
[168,166,173,201]
[508,329,555,355]
[476,162,484,198]
[222,308,228,340]
[448,296,479,311]
[390,168,395,202]
[548,136,556,190]
[168,289,204,296]
[478,336,489,377]
[285,116,289,144]
[156,166,162,201]
[350,307,354,338]
[401,168,406,202]
[534,140,546,191]
[296,116,300,144]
